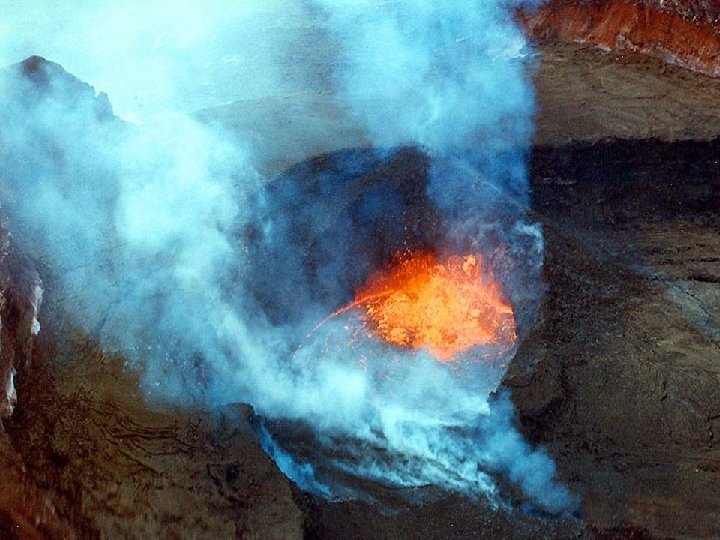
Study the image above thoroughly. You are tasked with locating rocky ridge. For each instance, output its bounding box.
[522,0,720,77]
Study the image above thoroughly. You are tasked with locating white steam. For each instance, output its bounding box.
[313,1,536,154]
[4,369,16,416]
[0,0,318,121]
[30,284,43,336]
[0,0,575,514]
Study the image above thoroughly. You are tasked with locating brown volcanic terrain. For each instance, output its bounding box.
[523,0,720,77]
[510,139,720,538]
[533,42,720,144]
[0,227,74,539]
[2,10,720,540]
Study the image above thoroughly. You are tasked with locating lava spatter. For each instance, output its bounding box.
[342,251,516,361]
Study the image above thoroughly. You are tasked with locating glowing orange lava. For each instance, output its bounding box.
[341,251,516,361]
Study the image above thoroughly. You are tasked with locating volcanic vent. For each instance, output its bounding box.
[216,0,570,510]
[245,146,539,371]
[348,250,516,362]
[0,0,575,524]
[250,149,523,368]
[243,145,564,510]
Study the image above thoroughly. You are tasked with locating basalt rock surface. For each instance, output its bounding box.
[532,42,720,145]
[7,326,306,539]
[505,138,720,538]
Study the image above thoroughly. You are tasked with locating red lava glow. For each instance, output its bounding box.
[339,251,517,361]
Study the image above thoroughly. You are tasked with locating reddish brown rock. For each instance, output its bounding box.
[0,210,74,538]
[0,57,75,536]
[0,433,76,540]
[521,0,720,77]
[0,221,43,422]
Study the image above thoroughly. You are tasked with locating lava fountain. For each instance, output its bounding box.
[337,251,516,362]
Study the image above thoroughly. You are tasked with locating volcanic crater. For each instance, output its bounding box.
[1,4,720,540]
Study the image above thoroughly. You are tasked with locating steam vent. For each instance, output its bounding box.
[1,1,719,538]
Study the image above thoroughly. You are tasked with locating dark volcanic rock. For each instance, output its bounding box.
[310,494,588,539]
[0,210,43,422]
[0,207,72,538]
[7,332,305,538]
[505,138,720,538]
[11,55,115,121]
[0,56,96,539]
[0,432,75,540]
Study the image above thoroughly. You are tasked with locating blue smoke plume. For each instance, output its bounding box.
[0,0,575,514]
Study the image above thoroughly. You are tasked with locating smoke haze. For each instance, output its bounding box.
[0,1,321,121]
[0,0,575,513]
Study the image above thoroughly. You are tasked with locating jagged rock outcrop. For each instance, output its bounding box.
[12,55,115,121]
[0,222,43,421]
[521,0,720,77]
[0,55,307,539]
[0,56,85,539]
[0,54,109,422]
[0,207,72,539]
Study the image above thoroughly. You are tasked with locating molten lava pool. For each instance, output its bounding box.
[345,251,516,361]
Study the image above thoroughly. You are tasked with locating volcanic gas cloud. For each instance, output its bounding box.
[0,0,576,515]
